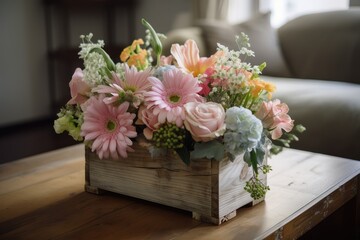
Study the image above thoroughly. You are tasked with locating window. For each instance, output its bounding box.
[265,0,350,27]
[227,0,349,27]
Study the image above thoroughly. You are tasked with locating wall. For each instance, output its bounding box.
[0,0,191,127]
[0,0,49,126]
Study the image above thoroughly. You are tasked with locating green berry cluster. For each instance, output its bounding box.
[260,164,272,174]
[152,124,185,149]
[244,175,270,200]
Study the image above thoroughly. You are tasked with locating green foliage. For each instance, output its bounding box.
[175,147,191,166]
[53,105,83,141]
[243,151,271,200]
[244,174,270,200]
[270,124,306,155]
[190,141,225,161]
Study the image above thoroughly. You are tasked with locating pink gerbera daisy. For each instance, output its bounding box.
[81,96,137,159]
[145,68,202,127]
[93,64,152,107]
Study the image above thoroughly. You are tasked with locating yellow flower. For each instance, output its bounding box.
[248,78,276,99]
[264,81,276,99]
[248,78,265,97]
[120,39,148,70]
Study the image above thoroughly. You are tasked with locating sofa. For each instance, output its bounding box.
[162,9,360,160]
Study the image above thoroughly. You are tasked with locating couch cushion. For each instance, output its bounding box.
[263,76,360,160]
[232,13,292,77]
[197,13,292,77]
[195,19,237,54]
[162,27,207,57]
[278,9,360,84]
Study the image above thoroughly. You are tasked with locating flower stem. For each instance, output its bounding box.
[142,19,162,66]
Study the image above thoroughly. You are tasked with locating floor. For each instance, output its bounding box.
[0,118,77,164]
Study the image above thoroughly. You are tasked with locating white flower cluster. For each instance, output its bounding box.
[236,33,255,57]
[213,44,250,95]
[78,33,108,85]
[83,52,107,85]
[78,33,105,59]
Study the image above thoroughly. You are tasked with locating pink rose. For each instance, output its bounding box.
[136,105,160,140]
[255,99,294,140]
[67,68,91,105]
[184,102,226,142]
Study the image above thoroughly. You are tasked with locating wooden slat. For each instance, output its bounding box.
[218,155,266,218]
[87,148,213,216]
[87,143,265,224]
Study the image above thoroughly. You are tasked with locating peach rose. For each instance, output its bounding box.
[136,105,160,140]
[255,99,294,139]
[184,102,226,142]
[67,68,90,105]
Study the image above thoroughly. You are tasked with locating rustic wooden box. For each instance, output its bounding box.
[85,138,266,225]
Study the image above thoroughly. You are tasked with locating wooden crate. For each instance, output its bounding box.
[85,138,266,225]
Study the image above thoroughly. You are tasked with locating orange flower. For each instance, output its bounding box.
[127,49,148,69]
[120,39,148,70]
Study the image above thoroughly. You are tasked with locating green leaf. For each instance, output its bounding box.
[190,141,225,161]
[259,62,267,71]
[250,150,258,175]
[270,144,283,155]
[142,18,163,65]
[87,47,115,71]
[175,147,191,166]
[244,151,251,165]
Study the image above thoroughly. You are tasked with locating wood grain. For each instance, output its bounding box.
[87,148,213,217]
[0,145,359,239]
[86,139,264,224]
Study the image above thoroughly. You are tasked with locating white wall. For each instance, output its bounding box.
[0,0,49,126]
[0,0,191,127]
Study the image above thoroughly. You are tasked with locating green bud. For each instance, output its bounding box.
[141,18,163,66]
[259,62,266,71]
[295,124,306,133]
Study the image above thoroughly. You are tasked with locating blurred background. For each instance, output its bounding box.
[0,0,357,163]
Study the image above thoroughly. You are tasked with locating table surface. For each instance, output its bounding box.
[0,145,359,240]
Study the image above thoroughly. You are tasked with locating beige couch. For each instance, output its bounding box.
[163,9,360,160]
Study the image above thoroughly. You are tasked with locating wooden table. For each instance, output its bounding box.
[0,145,359,239]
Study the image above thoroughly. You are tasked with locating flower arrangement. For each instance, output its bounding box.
[54,19,305,199]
